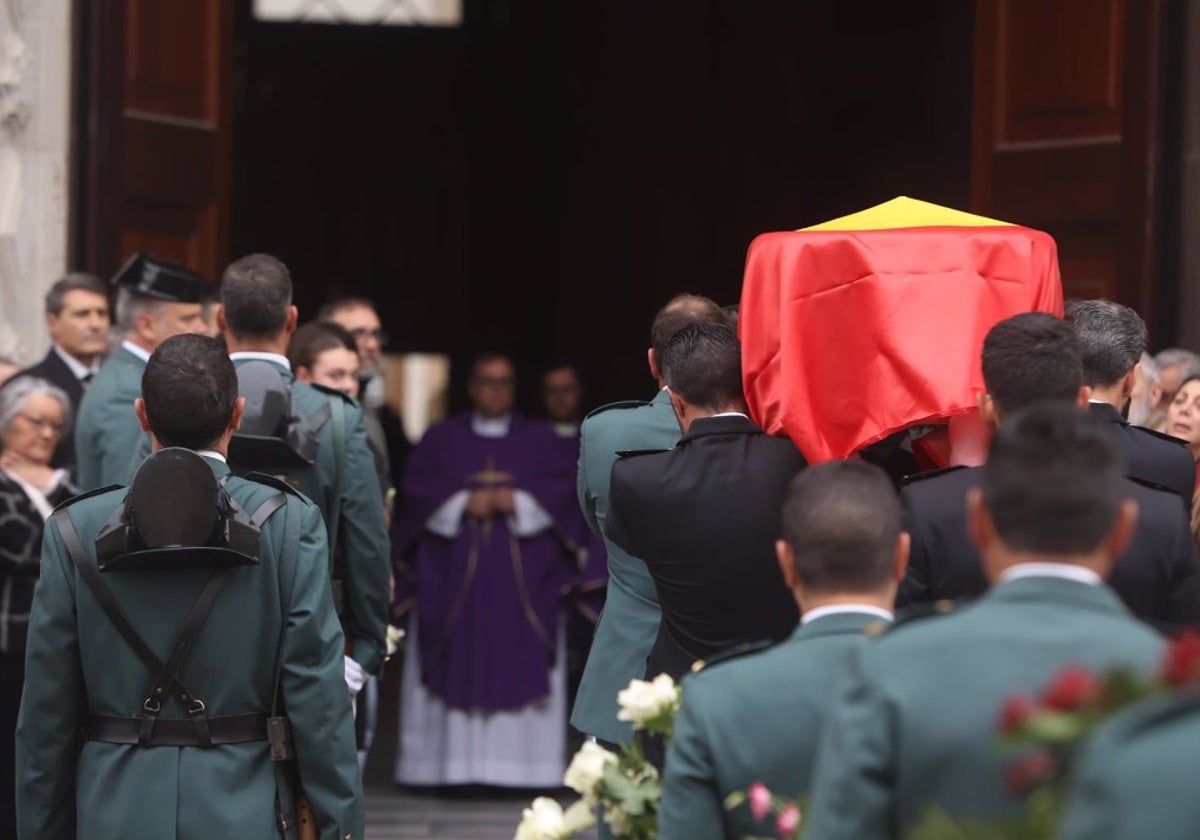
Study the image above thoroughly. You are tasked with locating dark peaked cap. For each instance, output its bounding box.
[112,252,206,303]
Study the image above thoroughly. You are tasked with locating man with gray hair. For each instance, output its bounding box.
[1065,299,1194,503]
[74,254,207,489]
[1129,352,1162,428]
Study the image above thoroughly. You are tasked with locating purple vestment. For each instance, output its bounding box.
[395,413,578,711]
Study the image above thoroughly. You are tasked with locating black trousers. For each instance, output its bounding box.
[1,654,24,839]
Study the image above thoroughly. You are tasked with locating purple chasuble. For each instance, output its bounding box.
[395,412,578,711]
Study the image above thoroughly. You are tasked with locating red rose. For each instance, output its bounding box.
[776,803,802,837]
[1004,749,1056,798]
[1160,629,1200,688]
[1041,665,1098,711]
[748,781,772,823]
[997,694,1037,735]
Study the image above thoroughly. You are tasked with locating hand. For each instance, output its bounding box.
[344,655,367,703]
[465,488,495,519]
[492,487,515,515]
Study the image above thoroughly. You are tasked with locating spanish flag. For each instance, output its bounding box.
[740,196,1063,463]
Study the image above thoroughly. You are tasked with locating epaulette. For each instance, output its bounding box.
[688,639,774,675]
[900,465,968,487]
[308,381,359,405]
[584,399,649,421]
[615,448,670,459]
[1129,424,1191,448]
[242,471,310,501]
[51,484,123,513]
[873,599,957,636]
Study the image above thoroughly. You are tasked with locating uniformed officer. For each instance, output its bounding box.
[16,334,362,839]
[217,254,390,696]
[1059,691,1200,839]
[570,293,725,749]
[659,460,904,840]
[1065,298,1195,503]
[75,253,209,490]
[804,402,1166,838]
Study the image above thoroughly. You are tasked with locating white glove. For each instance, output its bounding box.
[344,655,368,703]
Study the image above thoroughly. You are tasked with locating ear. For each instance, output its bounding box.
[215,304,227,332]
[1104,498,1138,562]
[294,365,313,384]
[44,311,58,330]
[667,387,686,422]
[1150,382,1164,408]
[285,305,299,335]
[893,531,911,582]
[136,307,158,341]
[966,487,995,554]
[1076,385,1093,407]
[134,397,152,432]
[229,396,245,434]
[978,392,1000,430]
[776,539,798,591]
[1124,365,1140,400]
[648,348,661,382]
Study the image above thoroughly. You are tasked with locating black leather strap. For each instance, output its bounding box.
[143,567,233,713]
[83,713,269,747]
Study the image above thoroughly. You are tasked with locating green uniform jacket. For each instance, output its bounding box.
[804,576,1165,839]
[570,390,680,744]
[15,456,364,839]
[1060,691,1200,840]
[74,345,146,491]
[660,611,886,840]
[129,359,392,674]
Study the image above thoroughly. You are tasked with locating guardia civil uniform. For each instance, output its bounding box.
[15,454,364,839]
[75,341,149,489]
[804,567,1165,839]
[1060,691,1200,840]
[660,608,891,840]
[570,389,680,745]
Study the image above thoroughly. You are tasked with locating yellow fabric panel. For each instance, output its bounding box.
[802,196,1014,231]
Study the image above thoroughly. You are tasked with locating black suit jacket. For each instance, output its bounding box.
[605,414,806,680]
[897,465,1200,627]
[1089,401,1195,503]
[4,349,86,472]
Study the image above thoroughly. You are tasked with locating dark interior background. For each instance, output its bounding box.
[233,0,975,415]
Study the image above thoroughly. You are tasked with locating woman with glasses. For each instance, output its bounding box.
[0,376,75,836]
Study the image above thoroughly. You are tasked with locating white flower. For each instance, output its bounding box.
[563,741,617,800]
[603,804,634,837]
[513,797,567,840]
[562,799,597,834]
[616,673,679,728]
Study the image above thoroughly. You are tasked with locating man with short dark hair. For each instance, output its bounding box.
[6,273,111,475]
[805,402,1167,837]
[393,351,580,787]
[659,461,905,840]
[606,321,806,681]
[899,312,1200,627]
[1065,299,1194,502]
[16,334,363,839]
[542,363,585,437]
[570,294,727,754]
[75,254,208,489]
[215,254,391,704]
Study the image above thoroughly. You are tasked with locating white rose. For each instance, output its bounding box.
[603,804,633,837]
[563,741,617,800]
[616,673,679,728]
[562,799,597,834]
[514,797,566,840]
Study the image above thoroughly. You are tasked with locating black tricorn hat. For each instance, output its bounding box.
[112,252,207,303]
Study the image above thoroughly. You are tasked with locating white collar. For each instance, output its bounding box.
[999,562,1103,587]
[802,604,894,625]
[53,345,100,379]
[229,351,291,371]
[194,450,227,464]
[710,411,750,419]
[121,340,152,363]
[472,414,512,438]
[551,421,579,438]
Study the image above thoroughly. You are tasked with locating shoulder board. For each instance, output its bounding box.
[615,448,670,459]
[241,471,310,501]
[1126,474,1176,495]
[584,399,650,421]
[308,382,359,405]
[51,484,123,513]
[901,465,968,487]
[688,639,774,675]
[1129,424,1191,448]
[875,599,957,636]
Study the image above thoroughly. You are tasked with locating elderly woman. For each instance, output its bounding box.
[0,377,75,835]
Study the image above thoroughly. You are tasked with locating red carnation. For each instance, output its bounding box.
[997,694,1038,735]
[1004,749,1056,798]
[1041,665,1099,712]
[1160,629,1200,688]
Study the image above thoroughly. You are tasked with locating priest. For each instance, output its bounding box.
[393,352,579,787]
